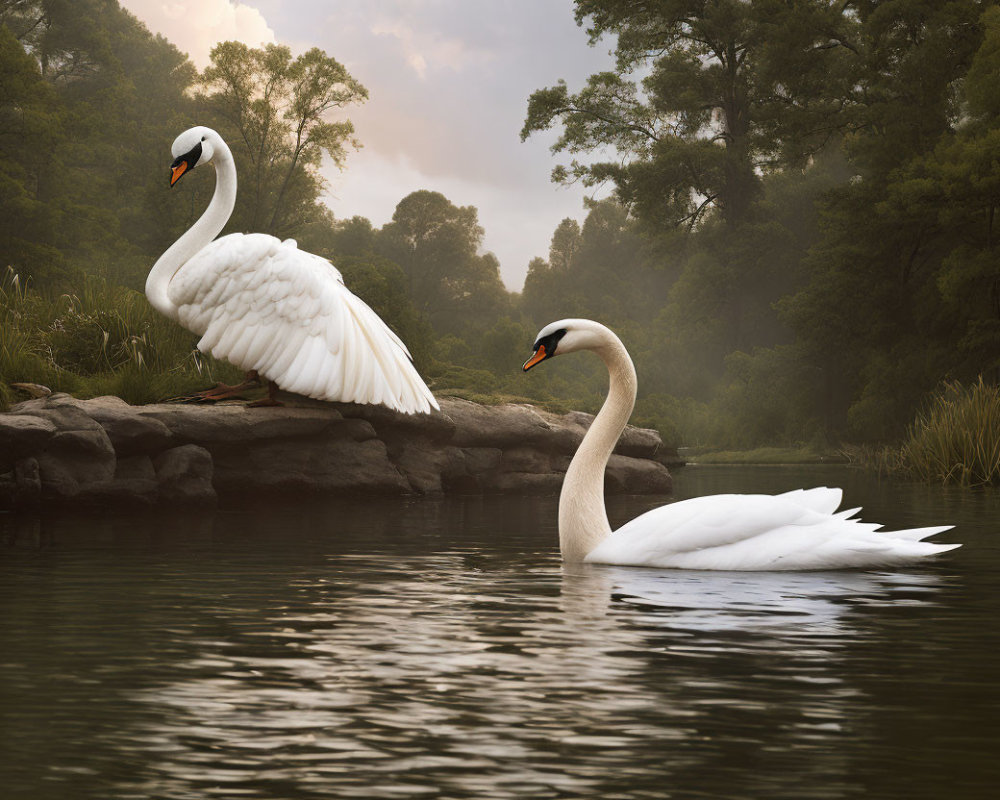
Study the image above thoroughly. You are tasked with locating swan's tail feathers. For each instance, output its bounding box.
[890,539,962,559]
[876,525,960,563]
[888,525,955,542]
[780,487,843,515]
[845,540,958,563]
[833,506,862,521]
[927,542,962,554]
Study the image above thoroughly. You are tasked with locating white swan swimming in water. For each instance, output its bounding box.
[523,319,961,570]
[146,126,438,414]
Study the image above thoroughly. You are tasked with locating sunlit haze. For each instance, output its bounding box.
[119,0,617,289]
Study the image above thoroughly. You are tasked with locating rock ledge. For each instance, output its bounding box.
[0,395,674,509]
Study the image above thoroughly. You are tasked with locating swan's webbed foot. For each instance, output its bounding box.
[246,380,284,408]
[246,397,284,407]
[173,371,262,403]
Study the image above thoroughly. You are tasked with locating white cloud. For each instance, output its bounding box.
[369,15,494,79]
[120,0,275,67]
[125,0,618,290]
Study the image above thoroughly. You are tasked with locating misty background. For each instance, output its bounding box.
[2,0,999,454]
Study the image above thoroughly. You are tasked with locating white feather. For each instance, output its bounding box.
[150,127,437,415]
[528,318,961,571]
[170,234,437,414]
[587,491,959,571]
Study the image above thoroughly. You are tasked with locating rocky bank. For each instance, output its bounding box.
[0,394,676,510]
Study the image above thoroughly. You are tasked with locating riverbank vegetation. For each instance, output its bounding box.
[2,1,1000,475]
[0,267,242,407]
[687,447,845,467]
[856,380,1000,486]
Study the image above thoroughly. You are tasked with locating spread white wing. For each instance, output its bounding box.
[168,233,438,414]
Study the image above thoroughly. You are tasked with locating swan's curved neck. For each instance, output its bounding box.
[558,330,637,561]
[145,142,236,319]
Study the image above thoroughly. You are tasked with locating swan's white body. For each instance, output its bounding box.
[147,126,438,415]
[588,487,957,570]
[525,319,960,571]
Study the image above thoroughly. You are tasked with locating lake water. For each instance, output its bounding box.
[1,465,997,799]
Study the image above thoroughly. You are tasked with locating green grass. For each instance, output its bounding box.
[435,387,572,413]
[0,267,241,408]
[687,445,846,465]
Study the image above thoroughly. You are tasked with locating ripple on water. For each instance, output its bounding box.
[1,471,997,799]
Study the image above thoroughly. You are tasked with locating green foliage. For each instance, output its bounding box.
[690,447,841,466]
[377,190,509,336]
[704,346,828,450]
[0,268,59,408]
[630,392,697,450]
[0,267,240,407]
[878,379,1000,486]
[524,0,858,229]
[478,317,534,378]
[775,3,1000,446]
[198,41,367,236]
[521,198,668,329]
[514,0,1000,474]
[326,215,379,259]
[966,6,1000,120]
[7,0,1000,480]
[430,364,501,396]
[0,0,199,291]
[0,23,68,281]
[847,0,983,175]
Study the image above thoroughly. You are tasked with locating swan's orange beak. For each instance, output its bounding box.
[523,344,546,372]
[170,161,188,187]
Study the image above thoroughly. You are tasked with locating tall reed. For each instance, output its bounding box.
[892,378,1000,486]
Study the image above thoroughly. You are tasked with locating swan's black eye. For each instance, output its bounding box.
[201,136,205,141]
[535,328,567,356]
[170,140,204,185]
[525,328,567,371]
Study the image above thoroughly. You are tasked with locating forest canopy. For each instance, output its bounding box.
[2,0,1000,454]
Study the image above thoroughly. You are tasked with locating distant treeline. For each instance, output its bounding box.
[3,0,1000,452]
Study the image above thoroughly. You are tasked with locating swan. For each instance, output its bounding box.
[146,126,438,414]
[523,319,961,570]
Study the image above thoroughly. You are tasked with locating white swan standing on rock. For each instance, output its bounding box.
[523,319,961,570]
[146,125,438,414]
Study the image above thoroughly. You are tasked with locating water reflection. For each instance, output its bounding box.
[1,467,997,799]
[113,557,944,797]
[575,564,944,634]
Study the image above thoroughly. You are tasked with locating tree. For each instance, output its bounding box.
[377,190,509,335]
[198,41,367,236]
[845,0,985,177]
[520,199,680,418]
[521,218,581,324]
[0,0,198,288]
[548,217,582,272]
[327,215,379,259]
[776,1,991,440]
[934,6,1000,369]
[522,0,859,231]
[0,22,67,283]
[1,0,117,83]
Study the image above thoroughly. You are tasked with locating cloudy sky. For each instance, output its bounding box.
[119,0,617,289]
